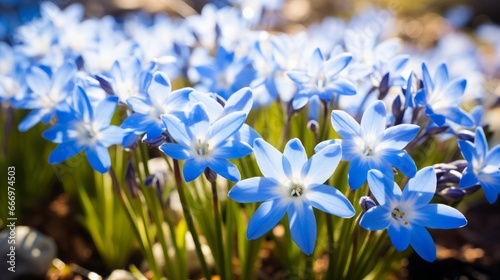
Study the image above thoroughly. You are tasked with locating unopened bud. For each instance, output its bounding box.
[359,196,377,212]
[125,162,139,198]
[457,129,475,142]
[204,168,217,184]
[437,187,466,201]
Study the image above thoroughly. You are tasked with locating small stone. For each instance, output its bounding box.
[0,226,56,280]
[107,269,135,280]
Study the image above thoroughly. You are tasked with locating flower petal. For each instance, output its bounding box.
[359,206,391,230]
[162,114,191,146]
[388,224,411,251]
[485,145,500,167]
[183,158,206,182]
[458,140,475,163]
[326,53,352,77]
[253,138,290,182]
[458,167,478,188]
[414,204,467,229]
[361,100,387,139]
[207,158,240,182]
[402,167,436,207]
[367,169,401,205]
[228,177,281,203]
[306,184,355,218]
[208,111,247,146]
[409,225,436,262]
[214,140,253,158]
[331,110,361,139]
[159,143,191,160]
[378,149,417,178]
[302,143,342,185]
[348,156,370,190]
[86,144,111,173]
[288,202,317,255]
[475,127,488,161]
[99,126,125,147]
[284,138,308,179]
[247,199,289,239]
[377,124,420,151]
[49,141,84,164]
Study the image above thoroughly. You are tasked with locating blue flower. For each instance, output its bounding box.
[458,127,500,203]
[228,138,355,255]
[16,62,76,132]
[316,100,420,190]
[415,63,474,127]
[287,48,356,110]
[359,168,467,262]
[159,97,252,182]
[120,71,192,143]
[194,45,256,100]
[43,86,125,173]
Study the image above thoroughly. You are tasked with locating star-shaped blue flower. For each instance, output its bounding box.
[228,138,355,255]
[316,100,420,190]
[415,63,474,127]
[43,87,125,173]
[159,100,251,182]
[458,127,500,203]
[286,48,356,110]
[360,167,467,262]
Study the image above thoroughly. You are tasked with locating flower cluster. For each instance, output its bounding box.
[2,1,500,275]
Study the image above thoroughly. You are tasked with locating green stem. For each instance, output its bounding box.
[210,178,227,280]
[325,215,335,280]
[173,160,211,279]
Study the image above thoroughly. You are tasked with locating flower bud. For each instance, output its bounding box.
[125,162,139,198]
[437,187,466,201]
[359,196,377,212]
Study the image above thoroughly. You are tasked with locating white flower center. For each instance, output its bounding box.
[391,207,409,226]
[194,138,210,157]
[76,122,101,144]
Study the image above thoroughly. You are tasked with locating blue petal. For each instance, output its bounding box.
[228,177,281,203]
[121,114,154,132]
[288,202,317,255]
[359,206,391,230]
[442,107,474,127]
[475,127,488,161]
[388,224,411,251]
[409,225,436,262]
[207,158,240,182]
[286,71,309,84]
[433,64,449,91]
[223,87,253,116]
[379,149,417,178]
[326,53,352,77]
[485,145,500,167]
[253,138,290,182]
[306,184,355,218]
[53,62,76,91]
[99,126,125,147]
[378,124,420,150]
[421,63,434,93]
[73,86,92,121]
[214,140,253,158]
[302,143,342,185]
[348,156,370,190]
[402,167,436,207]
[361,100,387,139]
[441,78,465,102]
[183,158,206,182]
[26,67,51,95]
[43,123,69,143]
[162,114,192,147]
[148,72,172,102]
[126,96,151,114]
[86,145,111,173]
[292,94,310,110]
[329,78,357,96]
[367,169,401,205]
[479,173,500,204]
[94,96,118,127]
[189,103,210,138]
[208,111,247,146]
[458,167,478,188]
[331,110,361,139]
[19,109,47,132]
[414,204,467,229]
[49,141,84,164]
[283,138,307,178]
[458,140,475,163]
[314,139,340,153]
[308,48,324,74]
[247,199,289,239]
[159,143,191,160]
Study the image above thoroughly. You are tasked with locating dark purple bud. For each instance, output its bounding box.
[449,160,468,171]
[145,171,167,199]
[437,187,466,201]
[426,125,449,136]
[307,120,319,133]
[204,168,217,184]
[378,73,390,100]
[359,196,377,212]
[463,184,481,195]
[95,74,114,94]
[125,162,139,198]
[457,129,475,142]
[392,94,403,125]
